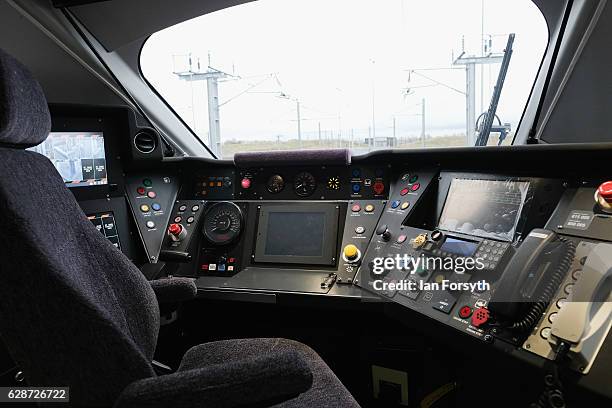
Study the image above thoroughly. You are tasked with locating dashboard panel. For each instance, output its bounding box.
[40,104,612,401]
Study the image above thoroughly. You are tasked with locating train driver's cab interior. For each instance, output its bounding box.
[0,0,611,407]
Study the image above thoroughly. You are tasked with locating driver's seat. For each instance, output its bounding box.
[0,48,360,407]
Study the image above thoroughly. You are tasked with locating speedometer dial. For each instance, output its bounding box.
[202,202,243,245]
[294,172,317,197]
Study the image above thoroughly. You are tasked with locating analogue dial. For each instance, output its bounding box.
[294,172,317,197]
[266,174,285,194]
[202,202,243,245]
[327,176,341,190]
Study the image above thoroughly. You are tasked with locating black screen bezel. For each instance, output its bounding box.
[254,203,340,266]
[436,173,535,242]
[49,105,127,201]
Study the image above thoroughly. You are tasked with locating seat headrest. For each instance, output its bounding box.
[0,48,51,148]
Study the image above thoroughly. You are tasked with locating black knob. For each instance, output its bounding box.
[431,229,444,242]
[376,224,391,241]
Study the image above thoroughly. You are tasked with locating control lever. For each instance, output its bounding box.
[548,243,612,373]
[376,224,391,241]
[159,250,192,263]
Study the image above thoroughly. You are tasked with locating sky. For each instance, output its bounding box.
[140,0,548,146]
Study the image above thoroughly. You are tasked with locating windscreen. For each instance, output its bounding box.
[140,0,548,158]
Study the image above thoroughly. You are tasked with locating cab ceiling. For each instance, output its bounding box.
[68,0,255,51]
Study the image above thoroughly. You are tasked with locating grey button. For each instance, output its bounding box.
[146,221,155,229]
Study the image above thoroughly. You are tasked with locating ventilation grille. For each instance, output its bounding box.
[133,131,157,154]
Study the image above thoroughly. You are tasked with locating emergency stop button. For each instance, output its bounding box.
[168,223,187,241]
[598,181,612,201]
[596,181,612,213]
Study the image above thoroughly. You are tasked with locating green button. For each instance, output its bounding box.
[409,175,419,183]
[143,178,153,187]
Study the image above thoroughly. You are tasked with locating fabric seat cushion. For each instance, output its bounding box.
[179,338,360,408]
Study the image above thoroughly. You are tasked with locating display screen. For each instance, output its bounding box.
[88,212,121,250]
[440,237,479,257]
[264,212,325,257]
[438,178,530,241]
[29,132,107,187]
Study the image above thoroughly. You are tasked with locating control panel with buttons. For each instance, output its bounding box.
[336,200,386,284]
[126,175,178,262]
[161,200,206,254]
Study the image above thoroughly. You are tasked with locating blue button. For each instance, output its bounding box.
[352,168,361,178]
[352,183,361,193]
[152,203,161,211]
[217,264,226,272]
[391,200,400,209]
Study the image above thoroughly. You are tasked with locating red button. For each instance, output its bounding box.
[459,305,472,319]
[471,307,489,327]
[228,258,236,263]
[411,183,421,192]
[372,181,385,195]
[598,181,612,202]
[168,223,182,236]
[400,188,409,196]
[147,191,157,199]
[241,178,251,189]
[136,187,146,195]
[201,264,209,270]
[351,204,361,212]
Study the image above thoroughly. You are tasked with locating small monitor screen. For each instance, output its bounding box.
[264,212,325,257]
[440,237,479,257]
[438,178,530,241]
[29,132,107,187]
[88,212,121,250]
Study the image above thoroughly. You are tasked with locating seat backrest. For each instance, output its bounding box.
[0,49,159,406]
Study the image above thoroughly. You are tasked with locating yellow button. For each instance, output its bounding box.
[434,274,445,284]
[401,202,410,210]
[140,204,150,212]
[364,204,374,212]
[343,244,359,260]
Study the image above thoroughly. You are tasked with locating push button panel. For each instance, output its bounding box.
[336,200,386,284]
[125,175,178,262]
[162,200,207,254]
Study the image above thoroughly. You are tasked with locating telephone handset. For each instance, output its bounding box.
[489,229,575,328]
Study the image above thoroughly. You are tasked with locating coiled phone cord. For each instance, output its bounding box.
[531,342,570,408]
[510,238,576,331]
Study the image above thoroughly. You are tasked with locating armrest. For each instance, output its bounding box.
[149,277,197,304]
[114,350,313,408]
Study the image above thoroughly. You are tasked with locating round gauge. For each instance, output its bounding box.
[266,174,285,194]
[202,202,243,245]
[294,172,317,197]
[327,176,341,190]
